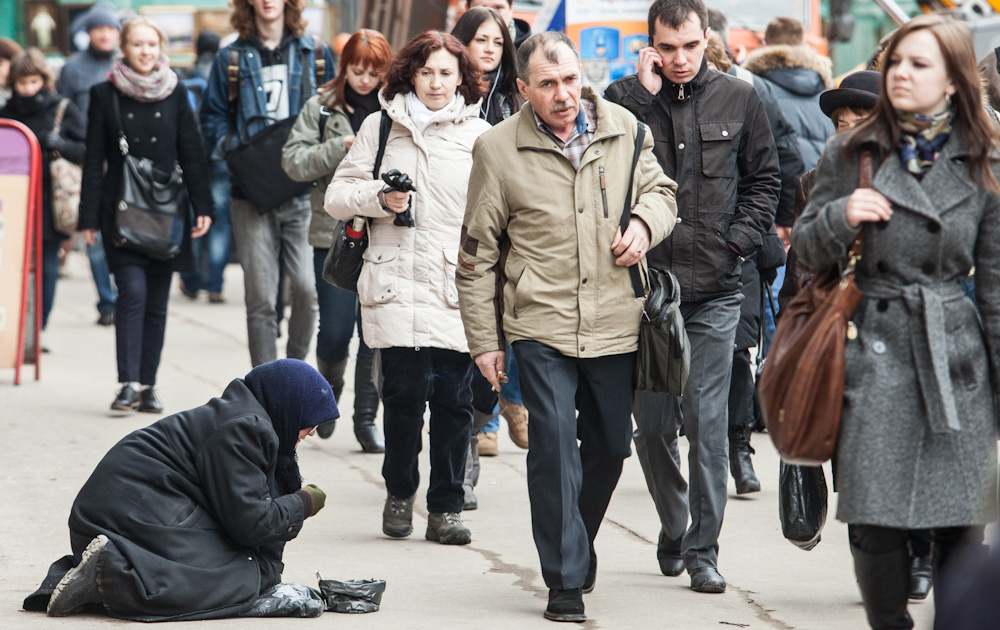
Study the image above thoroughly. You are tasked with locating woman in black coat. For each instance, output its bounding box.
[78,17,213,414]
[0,48,86,342]
[25,359,335,620]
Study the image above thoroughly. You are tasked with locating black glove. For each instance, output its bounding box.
[42,132,66,153]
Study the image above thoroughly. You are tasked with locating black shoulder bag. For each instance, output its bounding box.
[625,122,691,396]
[224,39,326,213]
[111,92,188,261]
[322,111,392,292]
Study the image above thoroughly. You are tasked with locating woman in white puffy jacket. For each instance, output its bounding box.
[325,30,490,546]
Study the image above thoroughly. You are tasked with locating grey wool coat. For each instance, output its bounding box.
[791,129,1000,529]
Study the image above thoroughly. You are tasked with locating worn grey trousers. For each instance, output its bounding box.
[633,292,742,571]
[231,195,317,367]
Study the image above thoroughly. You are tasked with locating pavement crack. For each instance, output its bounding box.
[732,586,796,629]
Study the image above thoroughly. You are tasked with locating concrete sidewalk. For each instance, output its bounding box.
[0,252,935,629]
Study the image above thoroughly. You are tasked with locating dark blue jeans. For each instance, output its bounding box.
[42,240,60,329]
[380,346,473,513]
[113,264,172,385]
[312,247,372,363]
[180,162,232,294]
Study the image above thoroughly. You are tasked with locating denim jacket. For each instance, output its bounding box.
[200,34,334,156]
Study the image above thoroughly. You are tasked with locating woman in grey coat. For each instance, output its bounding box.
[791,15,1000,629]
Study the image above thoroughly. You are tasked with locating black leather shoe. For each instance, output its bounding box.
[730,434,761,494]
[544,588,585,622]
[908,555,933,600]
[111,384,140,411]
[138,388,164,413]
[690,567,727,593]
[583,544,597,594]
[657,530,686,577]
[316,420,335,439]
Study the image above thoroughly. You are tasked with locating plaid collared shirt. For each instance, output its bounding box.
[533,98,597,171]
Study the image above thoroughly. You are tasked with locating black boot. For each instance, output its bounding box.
[729,428,761,494]
[852,543,914,629]
[316,357,348,439]
[353,355,385,453]
[908,555,933,600]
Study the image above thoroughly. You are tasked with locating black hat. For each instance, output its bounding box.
[819,70,881,118]
[196,30,221,56]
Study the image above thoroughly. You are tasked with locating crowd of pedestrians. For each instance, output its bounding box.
[8,0,1000,627]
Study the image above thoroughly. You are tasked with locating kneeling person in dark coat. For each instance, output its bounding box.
[25,359,336,620]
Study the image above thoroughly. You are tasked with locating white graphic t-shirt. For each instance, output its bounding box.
[260,63,290,121]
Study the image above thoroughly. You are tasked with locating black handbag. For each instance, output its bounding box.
[226,114,311,213]
[111,92,188,261]
[323,111,392,291]
[624,122,690,396]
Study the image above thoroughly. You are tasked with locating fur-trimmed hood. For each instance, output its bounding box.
[743,44,834,94]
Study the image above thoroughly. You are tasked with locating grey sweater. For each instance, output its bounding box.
[57,46,115,121]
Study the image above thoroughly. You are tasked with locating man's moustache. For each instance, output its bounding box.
[551,101,576,114]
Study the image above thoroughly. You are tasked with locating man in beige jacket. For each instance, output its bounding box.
[456,32,677,623]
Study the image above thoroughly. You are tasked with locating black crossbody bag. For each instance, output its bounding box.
[224,40,327,213]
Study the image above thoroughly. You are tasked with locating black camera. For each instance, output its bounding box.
[381,169,417,228]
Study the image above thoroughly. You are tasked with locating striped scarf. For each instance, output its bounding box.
[896,108,953,180]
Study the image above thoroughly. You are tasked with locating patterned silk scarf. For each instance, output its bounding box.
[896,107,954,180]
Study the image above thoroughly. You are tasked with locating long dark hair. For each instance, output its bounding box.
[382,31,484,103]
[845,14,1000,192]
[452,7,519,100]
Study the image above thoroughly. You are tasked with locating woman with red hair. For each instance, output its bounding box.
[325,31,490,545]
[282,29,392,453]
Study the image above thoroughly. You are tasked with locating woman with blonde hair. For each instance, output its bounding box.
[282,28,392,452]
[792,14,1000,628]
[79,16,213,414]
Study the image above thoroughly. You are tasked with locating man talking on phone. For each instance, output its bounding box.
[604,0,779,594]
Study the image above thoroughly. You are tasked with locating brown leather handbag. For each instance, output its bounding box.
[758,151,872,465]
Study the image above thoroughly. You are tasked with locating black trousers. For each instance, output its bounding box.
[512,340,635,590]
[113,264,172,385]
[379,347,474,514]
[728,348,755,437]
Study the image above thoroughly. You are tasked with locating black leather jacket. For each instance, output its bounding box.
[605,59,780,302]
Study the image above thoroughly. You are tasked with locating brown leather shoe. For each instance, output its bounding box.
[500,397,529,449]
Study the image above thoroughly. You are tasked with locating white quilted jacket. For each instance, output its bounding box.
[324,91,490,352]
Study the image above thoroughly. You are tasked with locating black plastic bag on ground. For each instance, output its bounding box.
[239,583,324,617]
[779,462,828,551]
[319,578,386,613]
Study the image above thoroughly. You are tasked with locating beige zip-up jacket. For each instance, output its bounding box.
[324,91,491,352]
[456,88,678,358]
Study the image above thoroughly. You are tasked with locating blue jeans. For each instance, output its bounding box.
[762,265,785,357]
[180,162,232,294]
[500,348,523,404]
[87,232,116,314]
[42,240,60,329]
[312,247,372,363]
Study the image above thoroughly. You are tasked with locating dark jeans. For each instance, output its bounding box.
[312,247,372,363]
[380,346,473,513]
[113,264,171,385]
[42,240,61,329]
[512,340,635,590]
[180,162,232,294]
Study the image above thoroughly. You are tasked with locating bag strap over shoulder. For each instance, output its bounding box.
[227,48,240,103]
[52,98,70,135]
[112,91,129,156]
[313,36,326,92]
[622,121,647,299]
[371,110,391,179]
[847,149,874,266]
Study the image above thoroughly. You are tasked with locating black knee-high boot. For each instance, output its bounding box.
[850,525,914,630]
[315,357,348,438]
[353,354,385,453]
